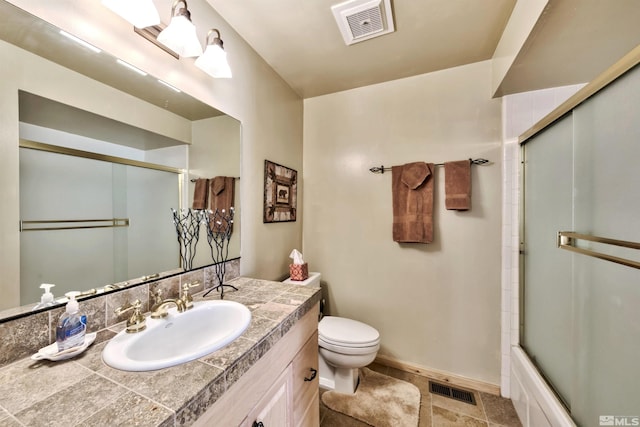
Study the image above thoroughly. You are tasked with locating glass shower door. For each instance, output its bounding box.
[20,149,117,302]
[20,148,180,305]
[522,63,640,426]
[521,113,575,409]
[569,66,640,426]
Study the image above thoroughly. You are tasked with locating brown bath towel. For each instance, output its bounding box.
[209,176,236,232]
[192,178,209,209]
[391,162,435,243]
[444,160,471,210]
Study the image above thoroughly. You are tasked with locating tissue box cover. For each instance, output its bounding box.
[289,263,309,281]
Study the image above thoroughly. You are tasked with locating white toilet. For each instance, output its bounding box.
[283,272,380,394]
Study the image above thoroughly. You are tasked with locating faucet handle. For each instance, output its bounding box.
[114,299,146,333]
[150,288,164,311]
[181,281,200,309]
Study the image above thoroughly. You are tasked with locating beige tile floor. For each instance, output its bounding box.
[319,363,522,427]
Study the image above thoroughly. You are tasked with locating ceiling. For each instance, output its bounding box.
[4,0,639,106]
[208,0,640,99]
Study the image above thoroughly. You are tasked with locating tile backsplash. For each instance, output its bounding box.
[0,259,240,368]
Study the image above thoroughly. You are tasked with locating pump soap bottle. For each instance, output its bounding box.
[32,283,56,311]
[56,291,87,352]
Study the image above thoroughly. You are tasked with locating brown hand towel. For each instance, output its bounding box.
[444,160,471,210]
[192,178,209,209]
[391,162,435,243]
[208,176,236,232]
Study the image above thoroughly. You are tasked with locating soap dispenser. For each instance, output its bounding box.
[56,291,87,352]
[32,283,56,311]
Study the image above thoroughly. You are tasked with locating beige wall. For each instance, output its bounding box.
[4,0,304,285]
[303,60,503,385]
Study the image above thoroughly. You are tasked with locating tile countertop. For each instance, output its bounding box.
[0,277,321,427]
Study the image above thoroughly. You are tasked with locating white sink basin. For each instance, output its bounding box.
[102,300,251,371]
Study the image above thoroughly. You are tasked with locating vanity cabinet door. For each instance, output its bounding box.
[292,331,320,427]
[192,304,320,427]
[242,364,294,427]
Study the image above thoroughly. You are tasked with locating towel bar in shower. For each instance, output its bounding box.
[557,231,640,270]
[20,218,130,232]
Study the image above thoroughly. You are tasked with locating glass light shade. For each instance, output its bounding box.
[102,0,160,28]
[195,44,232,78]
[157,15,203,58]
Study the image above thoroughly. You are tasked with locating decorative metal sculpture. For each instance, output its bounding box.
[171,208,205,271]
[203,207,236,298]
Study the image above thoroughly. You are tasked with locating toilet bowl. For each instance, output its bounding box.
[317,316,380,393]
[283,272,380,394]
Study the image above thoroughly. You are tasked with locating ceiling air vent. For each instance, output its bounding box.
[331,0,395,46]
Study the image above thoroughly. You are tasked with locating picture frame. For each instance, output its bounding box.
[263,160,297,223]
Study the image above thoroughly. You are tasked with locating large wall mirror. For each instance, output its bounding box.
[0,1,241,319]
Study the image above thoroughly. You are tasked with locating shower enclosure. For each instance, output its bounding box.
[520,59,640,426]
[19,144,181,304]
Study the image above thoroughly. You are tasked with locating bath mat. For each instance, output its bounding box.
[321,367,420,427]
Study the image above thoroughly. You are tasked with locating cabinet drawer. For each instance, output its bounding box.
[292,331,319,426]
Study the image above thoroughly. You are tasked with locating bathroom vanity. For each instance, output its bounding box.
[194,308,320,426]
[0,277,321,427]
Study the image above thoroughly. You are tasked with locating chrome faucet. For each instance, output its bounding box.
[150,298,186,319]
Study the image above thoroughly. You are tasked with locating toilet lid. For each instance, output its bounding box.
[318,316,380,347]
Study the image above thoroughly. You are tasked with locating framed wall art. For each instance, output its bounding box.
[263,160,297,223]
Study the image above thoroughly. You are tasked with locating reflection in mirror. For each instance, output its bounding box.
[19,139,181,305]
[0,1,241,320]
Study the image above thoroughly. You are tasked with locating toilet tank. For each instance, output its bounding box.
[282,272,321,287]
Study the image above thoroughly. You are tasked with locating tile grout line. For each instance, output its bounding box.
[431,402,491,426]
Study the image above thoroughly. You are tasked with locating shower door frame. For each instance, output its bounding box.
[516,45,640,425]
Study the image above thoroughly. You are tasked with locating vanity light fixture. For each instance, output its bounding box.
[116,59,148,76]
[194,29,232,78]
[59,30,101,53]
[101,0,160,29]
[157,0,203,58]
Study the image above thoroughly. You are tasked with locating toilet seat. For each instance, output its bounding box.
[319,338,380,356]
[318,316,380,349]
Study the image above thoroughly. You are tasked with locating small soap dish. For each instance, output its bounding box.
[31,332,97,361]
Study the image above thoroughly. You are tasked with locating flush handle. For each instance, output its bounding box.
[304,367,318,382]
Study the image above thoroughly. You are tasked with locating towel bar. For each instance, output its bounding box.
[369,158,489,174]
[20,218,130,232]
[190,177,240,182]
[557,231,640,270]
